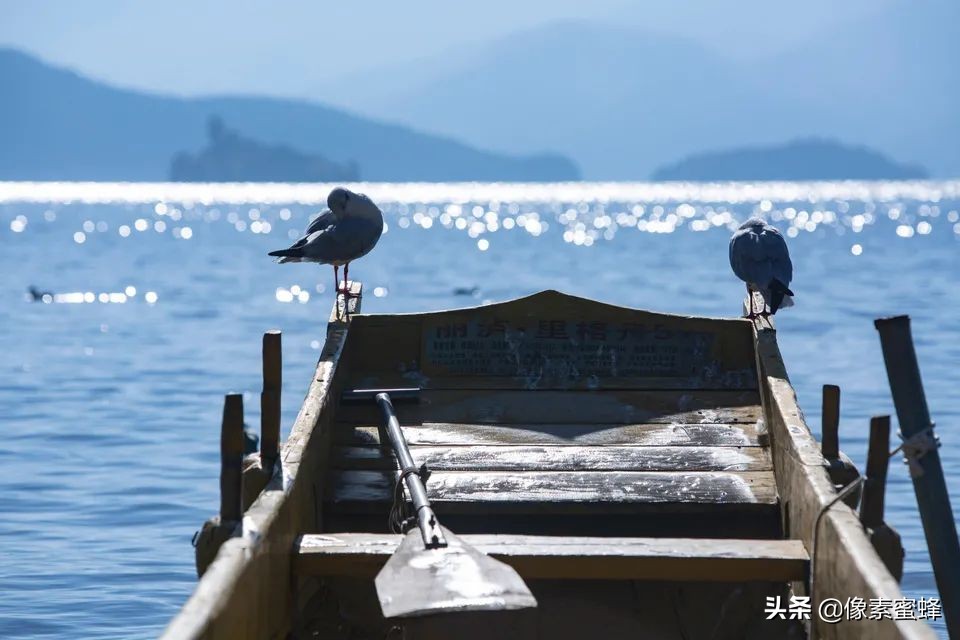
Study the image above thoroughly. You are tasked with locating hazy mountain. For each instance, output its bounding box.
[326,0,959,179]
[752,0,960,175]
[0,0,889,97]
[328,22,812,180]
[0,49,579,182]
[651,138,928,181]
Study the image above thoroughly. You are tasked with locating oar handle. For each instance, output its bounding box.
[375,392,447,549]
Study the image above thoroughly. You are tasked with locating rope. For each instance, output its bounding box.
[388,464,431,534]
[890,424,939,478]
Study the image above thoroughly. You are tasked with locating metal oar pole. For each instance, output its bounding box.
[340,388,537,619]
[875,315,960,637]
[374,392,446,549]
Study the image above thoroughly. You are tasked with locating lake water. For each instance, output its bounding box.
[1,181,958,639]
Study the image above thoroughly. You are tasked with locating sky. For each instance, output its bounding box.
[0,0,892,101]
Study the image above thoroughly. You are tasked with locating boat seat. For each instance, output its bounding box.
[293,533,809,583]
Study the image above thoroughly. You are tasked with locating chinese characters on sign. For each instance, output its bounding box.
[423,317,716,381]
[764,596,942,623]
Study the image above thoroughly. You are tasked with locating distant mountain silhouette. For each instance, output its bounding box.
[0,49,579,182]
[170,116,360,182]
[651,138,928,181]
[328,0,959,179]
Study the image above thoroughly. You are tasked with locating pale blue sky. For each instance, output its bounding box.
[0,0,891,100]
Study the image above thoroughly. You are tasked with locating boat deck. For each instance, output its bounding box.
[324,292,780,539]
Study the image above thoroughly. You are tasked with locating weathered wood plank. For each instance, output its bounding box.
[332,444,772,472]
[327,469,778,514]
[344,291,758,391]
[294,533,809,582]
[339,373,758,391]
[753,321,936,640]
[334,389,762,425]
[336,421,762,447]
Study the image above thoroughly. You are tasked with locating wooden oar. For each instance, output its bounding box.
[340,388,538,618]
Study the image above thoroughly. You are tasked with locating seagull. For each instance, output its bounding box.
[729,218,794,318]
[268,187,383,316]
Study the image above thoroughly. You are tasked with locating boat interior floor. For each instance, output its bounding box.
[324,388,781,540]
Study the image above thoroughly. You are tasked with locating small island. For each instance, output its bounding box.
[651,138,928,181]
[170,116,360,182]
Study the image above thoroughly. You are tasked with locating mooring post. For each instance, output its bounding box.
[821,384,840,460]
[875,315,960,634]
[220,393,244,523]
[861,416,891,529]
[860,415,904,581]
[261,330,282,472]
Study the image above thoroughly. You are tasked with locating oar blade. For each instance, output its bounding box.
[375,528,537,618]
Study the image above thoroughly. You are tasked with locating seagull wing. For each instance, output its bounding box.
[297,216,382,264]
[730,228,771,286]
[305,208,337,236]
[762,226,793,287]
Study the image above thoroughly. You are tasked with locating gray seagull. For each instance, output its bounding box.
[268,187,383,313]
[729,218,794,318]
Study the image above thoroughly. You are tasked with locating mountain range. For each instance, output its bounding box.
[324,0,959,179]
[0,48,579,182]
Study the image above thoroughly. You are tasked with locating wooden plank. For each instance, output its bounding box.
[332,444,772,472]
[344,291,759,390]
[339,372,758,391]
[294,533,809,582]
[753,322,936,640]
[220,394,244,523]
[260,330,282,469]
[336,421,762,447]
[334,389,762,425]
[327,469,778,513]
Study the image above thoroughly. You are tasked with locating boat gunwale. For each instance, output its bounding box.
[160,291,357,640]
[346,288,754,326]
[753,313,934,639]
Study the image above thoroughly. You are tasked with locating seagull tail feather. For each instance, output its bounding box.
[268,248,303,264]
[769,279,794,314]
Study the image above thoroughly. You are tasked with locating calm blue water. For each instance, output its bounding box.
[1,181,958,639]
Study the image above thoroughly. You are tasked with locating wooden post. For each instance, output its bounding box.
[821,384,840,459]
[220,393,244,523]
[860,415,904,581]
[875,315,960,634]
[861,416,890,529]
[261,330,282,472]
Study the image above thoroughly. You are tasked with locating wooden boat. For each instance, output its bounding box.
[164,285,935,639]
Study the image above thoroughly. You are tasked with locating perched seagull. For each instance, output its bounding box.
[729,218,794,318]
[268,187,383,314]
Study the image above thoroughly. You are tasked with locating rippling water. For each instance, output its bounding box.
[1,181,958,639]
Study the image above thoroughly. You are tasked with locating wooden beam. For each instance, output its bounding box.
[260,330,282,471]
[821,384,840,459]
[294,533,809,582]
[328,469,779,514]
[754,318,935,639]
[332,444,771,473]
[336,421,763,447]
[335,389,762,425]
[220,394,244,523]
[861,416,891,529]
